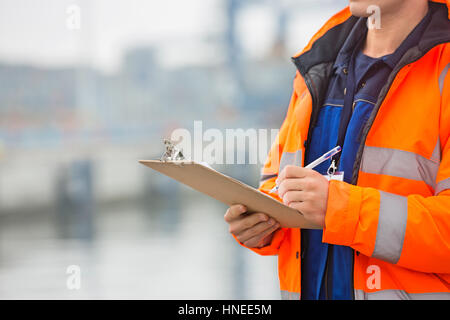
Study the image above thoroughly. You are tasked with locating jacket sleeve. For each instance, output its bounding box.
[233,81,302,256]
[322,69,450,273]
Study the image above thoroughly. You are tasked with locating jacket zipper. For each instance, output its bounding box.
[299,72,319,300]
[302,71,343,300]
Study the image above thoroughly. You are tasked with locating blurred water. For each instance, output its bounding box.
[0,194,279,299]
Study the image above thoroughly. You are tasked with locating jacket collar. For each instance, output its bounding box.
[292,1,450,77]
[333,7,434,73]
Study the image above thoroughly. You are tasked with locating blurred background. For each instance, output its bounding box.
[0,0,347,299]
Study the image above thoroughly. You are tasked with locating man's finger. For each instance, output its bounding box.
[239,213,269,230]
[277,178,307,198]
[277,165,310,185]
[229,212,269,235]
[236,218,277,243]
[243,223,280,248]
[224,204,247,222]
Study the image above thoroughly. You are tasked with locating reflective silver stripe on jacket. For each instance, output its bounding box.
[355,289,450,300]
[260,173,277,183]
[279,150,303,173]
[280,290,300,300]
[439,63,450,95]
[371,191,408,264]
[435,177,450,195]
[259,150,303,185]
[360,140,441,190]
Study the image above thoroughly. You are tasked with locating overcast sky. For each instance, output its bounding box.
[0,0,347,72]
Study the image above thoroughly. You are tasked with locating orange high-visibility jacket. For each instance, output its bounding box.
[238,1,450,299]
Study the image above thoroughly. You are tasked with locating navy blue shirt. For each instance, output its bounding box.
[301,11,431,300]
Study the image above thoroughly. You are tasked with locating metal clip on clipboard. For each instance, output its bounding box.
[160,139,185,162]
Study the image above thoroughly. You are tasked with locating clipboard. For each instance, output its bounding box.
[139,160,319,229]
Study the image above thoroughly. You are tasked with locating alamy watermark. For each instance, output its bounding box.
[66,265,81,290]
[367,5,382,30]
[169,121,280,167]
[366,264,381,290]
[66,4,81,30]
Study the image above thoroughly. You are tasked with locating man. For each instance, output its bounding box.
[224,0,450,300]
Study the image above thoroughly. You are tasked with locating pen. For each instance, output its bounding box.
[269,146,342,194]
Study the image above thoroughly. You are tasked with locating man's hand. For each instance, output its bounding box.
[277,165,329,228]
[224,204,280,248]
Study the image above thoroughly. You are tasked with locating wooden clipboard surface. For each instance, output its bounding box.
[139,160,319,229]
